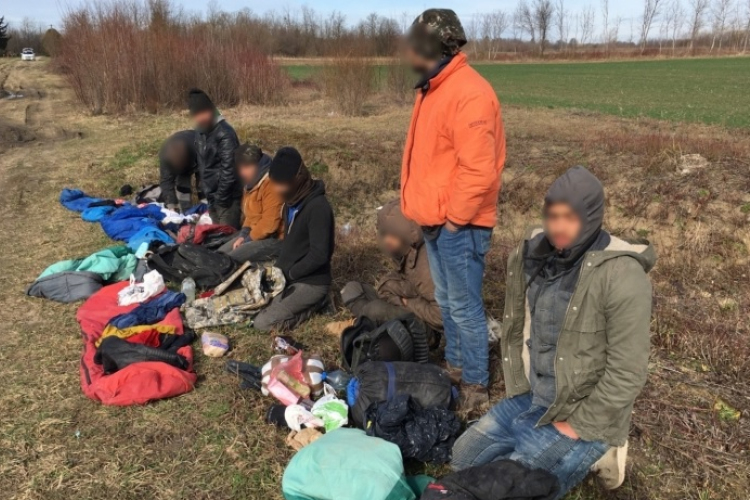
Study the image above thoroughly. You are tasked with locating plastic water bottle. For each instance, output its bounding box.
[325,370,352,394]
[181,277,196,305]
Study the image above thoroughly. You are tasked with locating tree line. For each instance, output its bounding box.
[2,0,750,59]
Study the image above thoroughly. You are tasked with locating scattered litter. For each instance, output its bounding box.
[285,427,323,451]
[201,332,229,357]
[678,153,709,175]
[74,429,81,439]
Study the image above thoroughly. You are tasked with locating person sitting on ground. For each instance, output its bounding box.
[339,199,442,332]
[253,147,335,332]
[451,166,656,499]
[158,130,204,213]
[188,88,242,229]
[217,144,284,264]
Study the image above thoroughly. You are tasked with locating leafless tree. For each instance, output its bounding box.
[481,10,510,59]
[579,4,597,44]
[601,0,610,48]
[639,0,665,52]
[665,0,686,54]
[556,0,568,49]
[744,0,750,52]
[688,0,710,51]
[533,0,555,54]
[710,0,733,52]
[515,0,537,42]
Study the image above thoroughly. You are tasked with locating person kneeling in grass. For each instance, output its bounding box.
[253,147,335,332]
[339,199,442,332]
[451,166,656,498]
[218,144,283,263]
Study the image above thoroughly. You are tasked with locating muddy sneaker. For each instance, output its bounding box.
[591,441,628,490]
[325,318,355,338]
[458,383,490,416]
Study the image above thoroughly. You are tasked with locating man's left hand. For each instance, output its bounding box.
[553,421,579,440]
[445,220,461,233]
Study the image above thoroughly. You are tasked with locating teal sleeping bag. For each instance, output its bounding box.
[38,246,137,283]
[282,428,430,500]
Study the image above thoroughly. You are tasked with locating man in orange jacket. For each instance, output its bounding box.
[400,9,506,412]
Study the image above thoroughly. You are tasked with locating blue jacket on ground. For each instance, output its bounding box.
[100,204,166,241]
[60,189,103,212]
[108,291,186,329]
[127,226,174,251]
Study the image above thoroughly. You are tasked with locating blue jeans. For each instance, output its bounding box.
[425,226,491,386]
[452,393,608,499]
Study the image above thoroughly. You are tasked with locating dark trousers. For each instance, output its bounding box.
[209,198,242,230]
[218,237,282,264]
[254,282,330,332]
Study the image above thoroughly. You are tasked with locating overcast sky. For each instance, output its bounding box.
[2,0,644,37]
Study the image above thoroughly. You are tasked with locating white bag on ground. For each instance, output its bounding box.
[117,270,165,306]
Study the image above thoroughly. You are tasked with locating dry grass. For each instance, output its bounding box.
[0,58,748,500]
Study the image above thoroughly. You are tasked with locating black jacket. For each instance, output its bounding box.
[420,460,559,500]
[276,180,334,286]
[195,117,241,207]
[159,130,201,208]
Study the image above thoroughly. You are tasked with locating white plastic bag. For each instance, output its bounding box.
[117,270,166,306]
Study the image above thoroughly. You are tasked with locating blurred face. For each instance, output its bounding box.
[544,203,582,251]
[381,233,405,257]
[402,44,435,75]
[272,181,293,201]
[238,162,259,185]
[192,109,214,130]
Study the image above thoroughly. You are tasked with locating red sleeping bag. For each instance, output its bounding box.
[76,281,197,405]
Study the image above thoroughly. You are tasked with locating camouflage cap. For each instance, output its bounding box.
[408,9,467,59]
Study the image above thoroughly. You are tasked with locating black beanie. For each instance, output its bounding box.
[187,88,215,115]
[270,147,303,183]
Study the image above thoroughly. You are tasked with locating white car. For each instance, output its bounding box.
[21,48,35,61]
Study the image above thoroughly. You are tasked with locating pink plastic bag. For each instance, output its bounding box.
[267,351,310,406]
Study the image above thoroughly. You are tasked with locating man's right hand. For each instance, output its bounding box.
[232,237,244,250]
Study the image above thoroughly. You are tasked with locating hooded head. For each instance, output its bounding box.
[543,166,604,255]
[376,199,424,260]
[405,9,467,74]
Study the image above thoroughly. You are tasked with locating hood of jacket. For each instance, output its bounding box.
[526,226,656,274]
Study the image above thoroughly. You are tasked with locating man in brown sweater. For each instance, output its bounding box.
[217,144,284,263]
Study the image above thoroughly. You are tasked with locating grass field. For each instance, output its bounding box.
[2,59,750,500]
[286,57,750,128]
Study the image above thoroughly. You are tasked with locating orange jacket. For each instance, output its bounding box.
[400,53,506,228]
[242,174,284,241]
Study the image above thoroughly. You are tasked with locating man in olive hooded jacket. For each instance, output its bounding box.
[452,166,656,499]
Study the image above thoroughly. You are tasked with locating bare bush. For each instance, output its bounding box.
[320,56,376,116]
[56,0,289,114]
[384,60,414,105]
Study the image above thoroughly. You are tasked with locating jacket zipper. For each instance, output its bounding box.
[541,253,590,425]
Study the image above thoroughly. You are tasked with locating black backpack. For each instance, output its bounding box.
[340,314,430,372]
[147,244,237,289]
[350,361,454,428]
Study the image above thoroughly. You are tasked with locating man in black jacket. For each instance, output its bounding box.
[254,147,335,332]
[158,130,204,212]
[188,88,242,229]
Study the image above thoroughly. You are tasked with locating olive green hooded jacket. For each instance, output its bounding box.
[500,228,656,446]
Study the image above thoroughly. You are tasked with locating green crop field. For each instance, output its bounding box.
[285,57,750,128]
